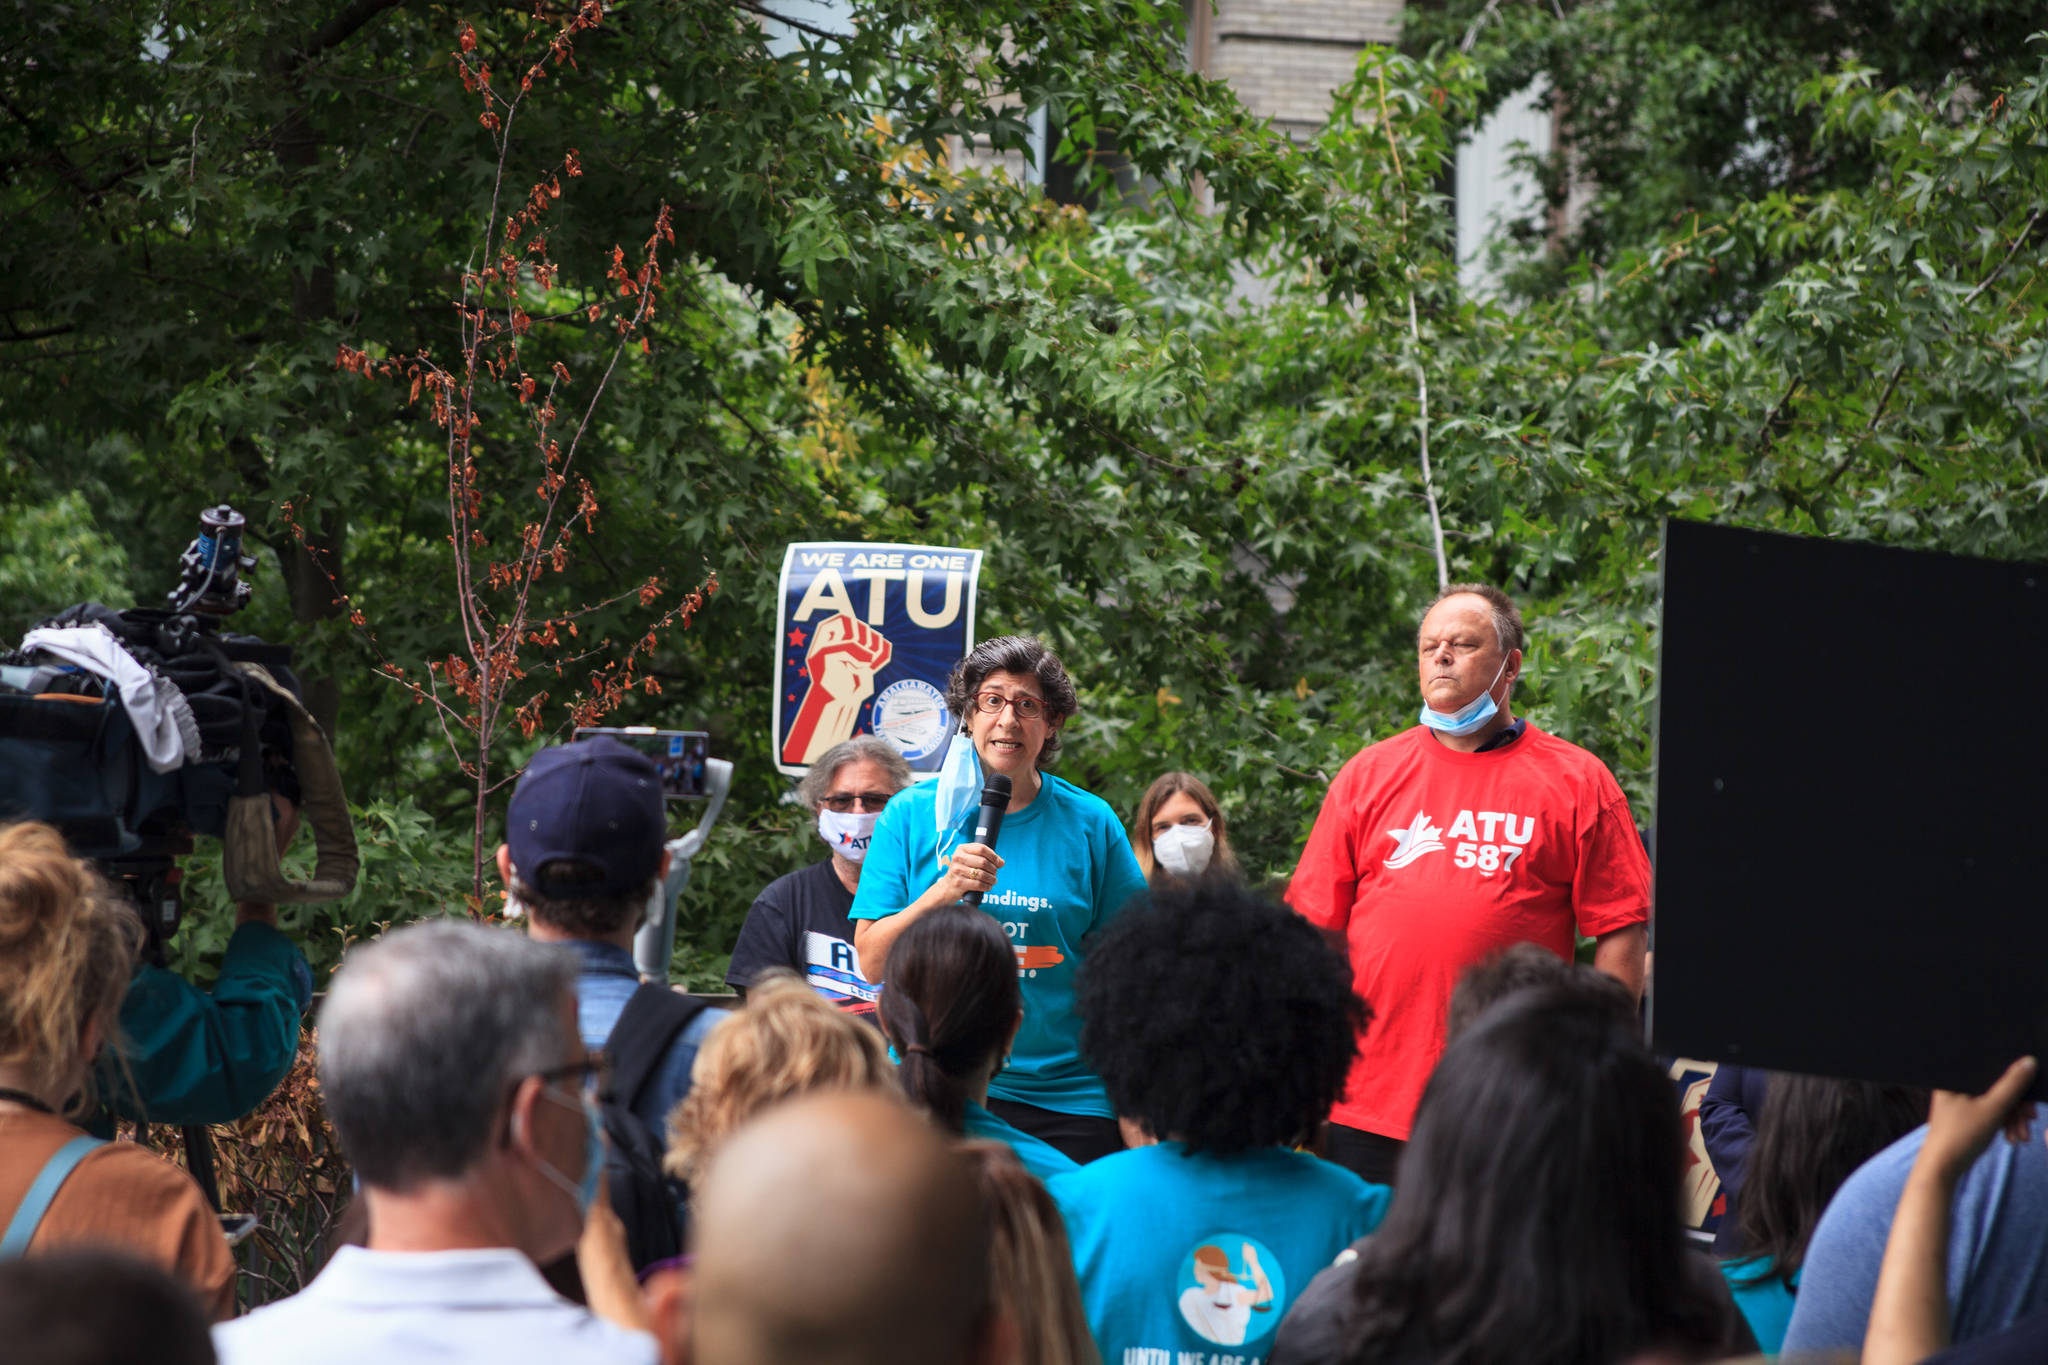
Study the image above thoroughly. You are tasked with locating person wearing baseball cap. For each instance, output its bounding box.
[494,738,724,1167]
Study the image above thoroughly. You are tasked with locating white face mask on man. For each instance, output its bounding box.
[818,809,881,863]
[1152,820,1216,876]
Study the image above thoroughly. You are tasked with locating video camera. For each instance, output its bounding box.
[0,503,356,953]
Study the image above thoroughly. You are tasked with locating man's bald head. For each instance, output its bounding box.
[686,1089,998,1365]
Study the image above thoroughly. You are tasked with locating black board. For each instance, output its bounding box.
[1650,519,2048,1097]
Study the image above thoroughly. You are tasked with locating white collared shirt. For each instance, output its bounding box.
[213,1245,659,1365]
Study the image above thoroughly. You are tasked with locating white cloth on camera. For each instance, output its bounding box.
[20,623,199,772]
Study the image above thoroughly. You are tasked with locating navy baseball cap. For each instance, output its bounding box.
[507,737,666,897]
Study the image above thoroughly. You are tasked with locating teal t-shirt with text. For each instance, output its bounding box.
[1049,1143,1391,1364]
[851,773,1146,1118]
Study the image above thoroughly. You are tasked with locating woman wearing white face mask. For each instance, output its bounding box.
[1130,773,1242,885]
[725,736,911,1012]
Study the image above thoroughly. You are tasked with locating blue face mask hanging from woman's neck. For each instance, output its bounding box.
[934,728,982,843]
[1419,653,1511,737]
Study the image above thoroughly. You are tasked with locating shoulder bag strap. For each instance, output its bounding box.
[604,984,709,1114]
[0,1134,107,1260]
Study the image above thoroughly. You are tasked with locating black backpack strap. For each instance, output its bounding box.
[604,984,710,1116]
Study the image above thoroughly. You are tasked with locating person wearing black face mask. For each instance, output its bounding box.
[727,736,912,1015]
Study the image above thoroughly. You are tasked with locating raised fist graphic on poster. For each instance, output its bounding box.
[781,613,894,765]
[772,543,983,777]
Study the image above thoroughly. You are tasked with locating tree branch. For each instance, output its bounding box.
[0,322,77,343]
[298,0,411,67]
[1824,208,2044,488]
[1409,291,1449,592]
[729,0,853,46]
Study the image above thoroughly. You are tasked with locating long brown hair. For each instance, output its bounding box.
[0,822,140,1116]
[958,1140,1100,1365]
[878,902,1019,1133]
[1339,987,1729,1365]
[1733,1073,1928,1285]
[1129,771,1239,883]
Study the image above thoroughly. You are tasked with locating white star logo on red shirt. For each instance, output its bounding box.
[1383,810,1446,869]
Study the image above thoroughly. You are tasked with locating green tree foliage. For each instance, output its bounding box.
[4,2,2044,986]
[1402,0,2048,329]
[0,492,132,642]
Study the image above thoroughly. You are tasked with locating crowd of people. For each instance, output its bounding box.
[2,583,2044,1364]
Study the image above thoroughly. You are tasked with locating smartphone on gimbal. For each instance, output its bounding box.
[572,726,711,800]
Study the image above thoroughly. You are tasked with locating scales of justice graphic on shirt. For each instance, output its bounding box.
[1176,1235,1286,1347]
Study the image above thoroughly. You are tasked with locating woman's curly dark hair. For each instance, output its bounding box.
[944,635,1078,764]
[1076,878,1366,1155]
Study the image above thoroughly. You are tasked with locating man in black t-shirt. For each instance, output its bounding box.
[726,735,911,1013]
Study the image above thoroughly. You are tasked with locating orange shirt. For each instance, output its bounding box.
[1287,724,1651,1140]
[0,1108,236,1319]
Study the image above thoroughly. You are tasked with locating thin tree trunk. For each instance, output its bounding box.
[1409,292,1449,592]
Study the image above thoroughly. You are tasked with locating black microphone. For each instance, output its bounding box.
[962,773,1012,907]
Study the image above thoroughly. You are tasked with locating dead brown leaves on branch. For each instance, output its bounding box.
[302,0,718,903]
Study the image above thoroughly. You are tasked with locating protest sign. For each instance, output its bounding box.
[772,542,983,778]
[1652,519,2048,1098]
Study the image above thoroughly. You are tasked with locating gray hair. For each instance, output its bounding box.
[317,919,579,1190]
[795,735,913,810]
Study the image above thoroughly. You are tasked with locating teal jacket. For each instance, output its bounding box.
[100,922,311,1127]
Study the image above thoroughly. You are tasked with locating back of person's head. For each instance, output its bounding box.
[686,1089,999,1365]
[665,972,892,1183]
[510,860,653,939]
[318,918,577,1189]
[878,902,1020,1133]
[0,1249,214,1365]
[1734,1073,1928,1283]
[959,1140,1099,1365]
[1343,986,1726,1365]
[1445,941,1635,1044]
[503,736,667,938]
[0,822,140,1117]
[1077,877,1365,1154]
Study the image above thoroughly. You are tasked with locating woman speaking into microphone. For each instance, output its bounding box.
[852,635,1146,1164]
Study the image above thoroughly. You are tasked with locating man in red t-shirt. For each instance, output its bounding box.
[1287,583,1650,1186]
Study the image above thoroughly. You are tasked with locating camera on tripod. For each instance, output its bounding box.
[0,502,358,952]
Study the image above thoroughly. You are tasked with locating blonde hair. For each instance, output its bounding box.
[1129,771,1240,884]
[664,972,893,1183]
[958,1141,1100,1365]
[0,822,141,1117]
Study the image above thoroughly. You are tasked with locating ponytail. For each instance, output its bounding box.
[878,902,1020,1135]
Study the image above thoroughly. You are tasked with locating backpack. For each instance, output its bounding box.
[599,983,711,1269]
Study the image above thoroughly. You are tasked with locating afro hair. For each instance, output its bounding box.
[1075,876,1367,1155]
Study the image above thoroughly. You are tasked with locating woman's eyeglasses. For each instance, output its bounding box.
[973,690,1046,719]
[823,792,894,813]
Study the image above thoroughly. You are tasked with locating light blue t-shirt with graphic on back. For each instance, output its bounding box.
[1049,1143,1391,1363]
[851,772,1147,1119]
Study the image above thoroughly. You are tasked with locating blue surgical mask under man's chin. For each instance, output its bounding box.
[1419,655,1510,737]
[531,1084,604,1218]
